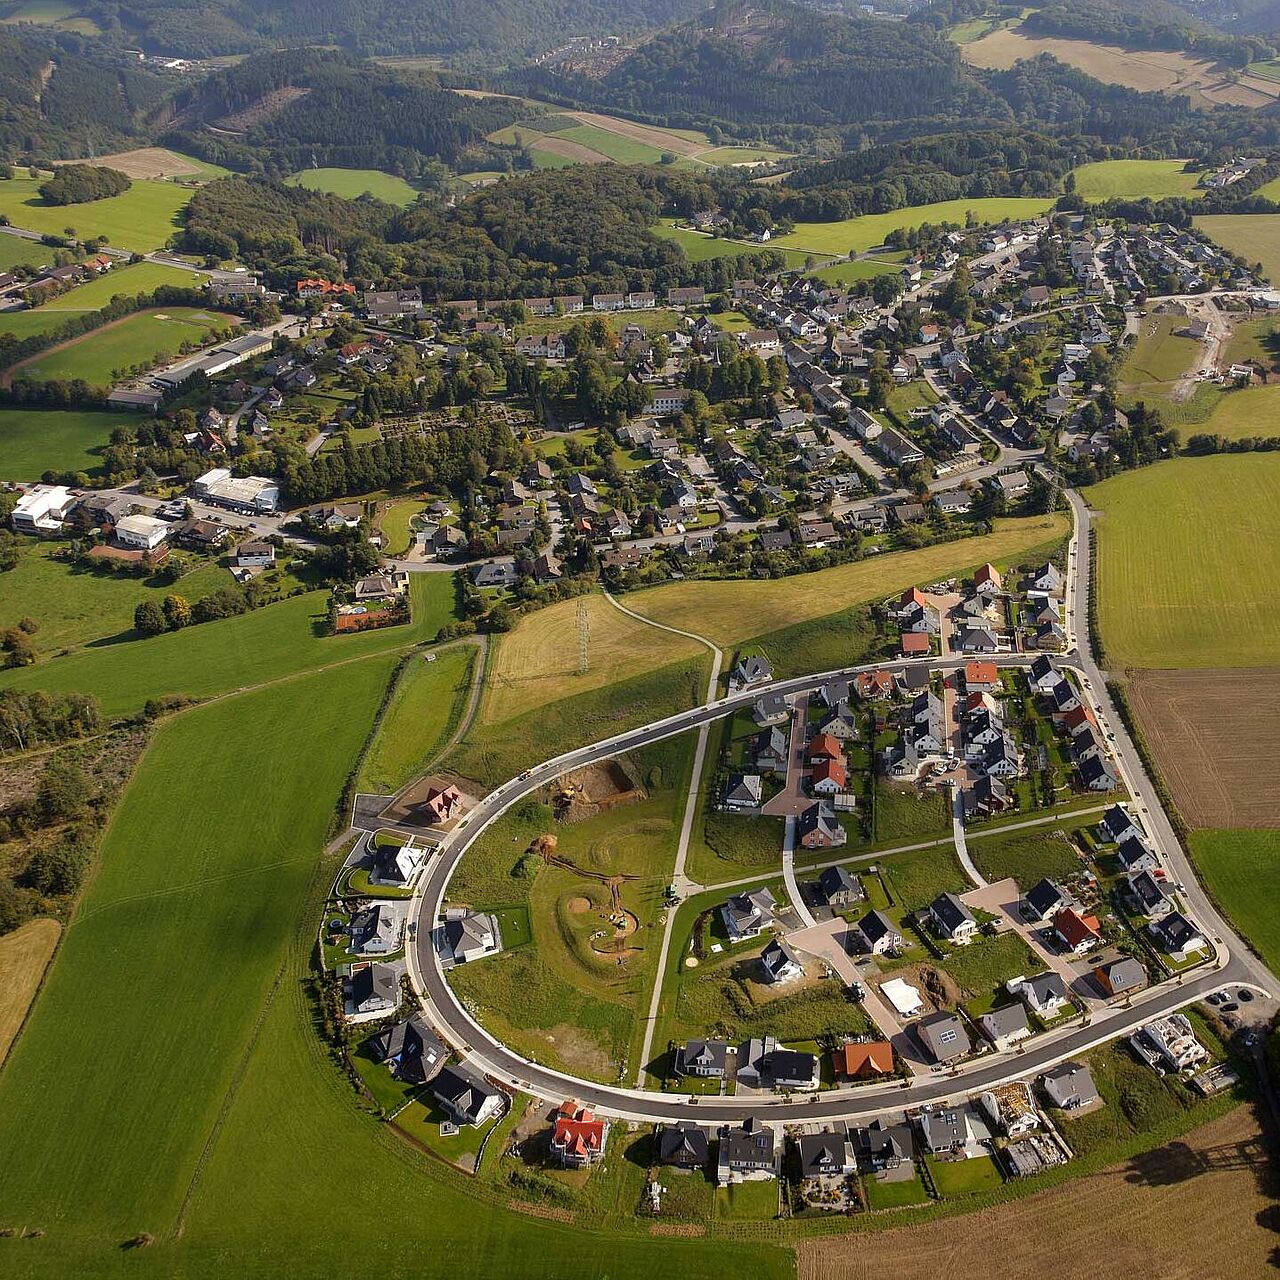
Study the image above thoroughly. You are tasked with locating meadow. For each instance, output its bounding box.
[1196,214,1280,286]
[0,917,59,1063]
[0,234,58,270]
[1193,382,1280,441]
[626,513,1069,646]
[0,405,120,479]
[1086,454,1280,668]
[13,307,236,385]
[650,222,819,268]
[770,198,1054,256]
[1117,314,1202,401]
[813,255,907,285]
[286,167,422,207]
[969,821,1089,885]
[0,177,194,252]
[1190,828,1280,973]
[1071,159,1203,202]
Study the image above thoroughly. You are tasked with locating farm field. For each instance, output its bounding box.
[286,167,422,207]
[0,234,59,270]
[31,260,202,311]
[54,147,227,180]
[0,177,194,252]
[626,513,1069,646]
[813,254,907,284]
[1087,454,1280,668]
[1128,669,1280,828]
[13,307,236,385]
[1193,382,1280,440]
[354,644,477,796]
[770,198,1055,256]
[0,405,119,478]
[1071,159,1203,202]
[650,222,819,269]
[1190,829,1280,973]
[1197,214,1280,286]
[1117,314,1202,401]
[0,0,99,32]
[0,917,59,1064]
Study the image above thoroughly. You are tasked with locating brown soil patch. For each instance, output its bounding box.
[563,111,705,159]
[509,1199,575,1223]
[553,759,644,821]
[53,148,200,180]
[1128,668,1280,828]
[797,1105,1278,1280]
[213,86,310,133]
[541,1023,613,1079]
[875,963,961,1013]
[0,917,60,1064]
[530,135,614,165]
[566,895,591,914]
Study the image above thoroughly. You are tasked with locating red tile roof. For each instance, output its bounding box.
[965,661,998,686]
[900,632,930,656]
[552,1102,606,1158]
[836,1041,894,1078]
[1054,907,1101,950]
[811,758,847,790]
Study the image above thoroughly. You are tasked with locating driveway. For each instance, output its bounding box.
[762,694,813,817]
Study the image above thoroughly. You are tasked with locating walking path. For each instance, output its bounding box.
[781,815,818,929]
[951,783,988,888]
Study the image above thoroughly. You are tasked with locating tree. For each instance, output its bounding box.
[486,603,514,632]
[36,757,88,824]
[162,594,192,630]
[134,600,166,637]
[22,840,89,896]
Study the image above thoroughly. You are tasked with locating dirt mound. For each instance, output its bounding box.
[566,896,591,914]
[530,834,558,855]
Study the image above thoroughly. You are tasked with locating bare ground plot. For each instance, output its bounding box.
[562,111,706,159]
[1127,668,1280,828]
[0,917,60,1064]
[52,147,201,179]
[797,1105,1277,1280]
[530,135,615,164]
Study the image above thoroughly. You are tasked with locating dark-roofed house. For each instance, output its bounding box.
[676,1039,728,1078]
[799,802,848,851]
[657,1122,709,1169]
[371,1014,448,1084]
[721,887,776,940]
[724,773,764,812]
[929,892,978,945]
[1100,804,1142,845]
[855,909,903,956]
[1079,752,1119,792]
[918,1105,972,1153]
[351,902,402,955]
[752,692,790,727]
[1040,1061,1100,1111]
[1126,869,1174,918]
[347,962,400,1018]
[760,938,803,984]
[718,1118,775,1184]
[1093,955,1147,998]
[1116,834,1159,875]
[732,655,774,689]
[431,1064,504,1127]
[737,1036,819,1090]
[752,726,789,773]
[916,1012,971,1064]
[1022,878,1070,923]
[852,1119,914,1172]
[817,863,861,904]
[440,911,501,966]
[1148,910,1207,962]
[797,1130,855,1181]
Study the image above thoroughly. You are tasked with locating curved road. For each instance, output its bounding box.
[405,491,1274,1122]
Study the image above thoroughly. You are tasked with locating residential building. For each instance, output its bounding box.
[917,1105,971,1154]
[852,1119,913,1172]
[1131,1014,1207,1073]
[371,1013,448,1084]
[856,909,904,956]
[347,962,400,1018]
[724,773,763,812]
[1006,971,1069,1019]
[350,902,402,955]
[915,1012,971,1064]
[760,938,803,984]
[817,863,861,904]
[929,892,978,945]
[835,1041,894,1080]
[551,1101,609,1167]
[439,910,501,965]
[676,1040,728,1078]
[721,887,776,940]
[1053,907,1102,955]
[797,1131,855,1181]
[736,1037,819,1090]
[980,1002,1031,1051]
[1022,878,1070,924]
[1040,1061,1100,1111]
[1126,869,1174,918]
[656,1122,709,1169]
[1148,911,1207,962]
[1093,956,1147,998]
[431,1064,504,1127]
[717,1118,775,1184]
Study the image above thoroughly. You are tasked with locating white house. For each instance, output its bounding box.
[113,514,171,551]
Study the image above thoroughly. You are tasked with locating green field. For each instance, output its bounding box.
[0,234,58,270]
[0,405,119,478]
[15,307,235,385]
[0,177,194,252]
[1071,159,1203,202]
[1196,214,1280,285]
[650,222,819,269]
[558,124,666,165]
[1118,315,1203,400]
[354,644,476,795]
[1190,829,1280,974]
[1087,453,1280,668]
[286,168,423,207]
[812,254,908,284]
[969,822,1088,885]
[771,198,1054,256]
[1193,382,1280,441]
[0,0,99,31]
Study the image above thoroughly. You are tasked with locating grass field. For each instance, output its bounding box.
[29,260,202,312]
[0,177,194,252]
[650,222,820,269]
[354,645,476,795]
[626,514,1069,646]
[1194,382,1280,441]
[14,307,236,385]
[0,235,58,270]
[969,822,1088,885]
[1071,159,1203,202]
[1221,316,1280,371]
[771,198,1054,256]
[1190,828,1280,973]
[0,405,120,478]
[377,496,429,555]
[1087,454,1280,668]
[1117,315,1202,401]
[0,0,99,32]
[286,168,422,207]
[813,254,908,285]
[1197,214,1280,285]
[940,931,1044,998]
[0,917,59,1064]
[880,844,968,907]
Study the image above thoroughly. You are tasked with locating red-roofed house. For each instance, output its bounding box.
[810,757,848,795]
[808,733,845,766]
[855,670,896,700]
[974,563,1003,596]
[965,661,999,691]
[901,631,930,657]
[835,1041,895,1080]
[422,784,465,824]
[1061,704,1097,733]
[1053,907,1102,955]
[551,1101,609,1167]
[899,586,928,613]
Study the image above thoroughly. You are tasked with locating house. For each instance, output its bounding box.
[963,774,1011,819]
[732,655,774,689]
[1007,971,1069,1019]
[1093,956,1146,998]
[852,1119,914,1172]
[964,661,999,692]
[1116,834,1159,875]
[835,1040,894,1080]
[856,910,903,956]
[817,863,861,905]
[371,836,428,888]
[736,1036,819,1090]
[980,1083,1039,1138]
[717,1118,775,1183]
[1053,907,1101,955]
[916,1012,972,1064]
[929,892,978,945]
[234,540,275,569]
[1079,753,1119,792]
[551,1101,609,1167]
[854,671,896,701]
[819,705,860,745]
[350,902,402,955]
[760,938,804,984]
[676,1040,728,1078]
[113,514,171,551]
[431,1064,504,1128]
[799,803,848,852]
[752,693,790,728]
[1023,878,1070,924]
[1126,869,1174,918]
[798,1131,855,1181]
[980,1002,1031,1051]
[959,626,1000,655]
[1040,1061,1100,1111]
[808,732,845,765]
[1148,911,1207,962]
[751,726,789,773]
[810,758,848,796]
[724,773,763,812]
[918,1105,972,1154]
[422,784,465,825]
[1100,804,1143,845]
[646,388,692,416]
[347,962,400,1018]
[440,910,501,965]
[1131,1014,1207,1073]
[935,489,973,516]
[1027,562,1064,596]
[656,1122,709,1169]
[900,632,931,659]
[370,1014,448,1084]
[1047,678,1082,717]
[721,887,776,940]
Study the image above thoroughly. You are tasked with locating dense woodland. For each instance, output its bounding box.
[37,163,131,205]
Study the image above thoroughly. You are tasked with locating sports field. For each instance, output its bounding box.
[770,198,1055,256]
[1071,159,1203,202]
[0,405,119,478]
[1087,453,1280,668]
[0,177,194,252]
[1117,314,1202,400]
[627,513,1069,646]
[286,167,422,207]
[13,307,235,385]
[1196,214,1280,286]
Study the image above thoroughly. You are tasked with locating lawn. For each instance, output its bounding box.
[354,644,476,795]
[0,234,59,270]
[969,823,1088,885]
[813,255,908,285]
[0,177,194,252]
[1190,828,1280,974]
[33,260,204,311]
[0,405,120,479]
[1071,159,1203,202]
[927,1154,1004,1196]
[938,931,1044,998]
[1196,214,1280,286]
[715,1178,779,1219]
[286,167,423,207]
[1221,316,1280,371]
[378,496,430,555]
[863,1171,930,1208]
[771,198,1054,256]
[879,844,968,908]
[650,222,821,269]
[626,513,1069,646]
[1117,315,1202,400]
[873,784,952,848]
[557,124,666,165]
[1086,454,1280,668]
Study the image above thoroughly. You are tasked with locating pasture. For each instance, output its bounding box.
[0,405,119,478]
[33,260,203,311]
[13,307,235,385]
[626,513,1069,646]
[1196,214,1280,286]
[813,255,907,284]
[0,234,58,270]
[770,198,1055,256]
[0,177,194,252]
[650,222,818,269]
[286,167,422,207]
[1129,669,1280,829]
[1117,314,1202,400]
[0,917,59,1064]
[1071,159,1203,202]
[1087,454,1280,668]
[1190,828,1280,973]
[1195,383,1280,440]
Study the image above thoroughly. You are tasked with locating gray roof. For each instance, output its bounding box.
[678,1039,728,1074]
[982,1002,1029,1039]
[657,1122,708,1166]
[1097,955,1146,993]
[760,938,801,982]
[797,1131,851,1179]
[372,1013,448,1084]
[930,892,976,934]
[720,1118,774,1168]
[917,1012,971,1062]
[1041,1061,1099,1109]
[349,962,399,1010]
[858,909,899,945]
[817,862,860,900]
[431,1063,501,1124]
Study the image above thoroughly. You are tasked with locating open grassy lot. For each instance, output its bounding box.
[354,644,476,795]
[1197,213,1280,285]
[1071,159,1203,202]
[879,844,968,908]
[0,177,194,252]
[1221,316,1280,372]
[0,234,59,270]
[377,496,430,555]
[627,513,1069,646]
[0,916,59,1064]
[969,821,1091,885]
[1193,382,1280,441]
[33,260,203,311]
[926,1154,1004,1197]
[0,0,99,32]
[1190,828,1280,973]
[650,222,819,269]
[286,167,422,207]
[0,405,119,478]
[813,254,907,284]
[874,784,952,848]
[557,123,666,164]
[14,307,236,385]
[771,198,1054,256]
[1086,454,1280,668]
[56,147,227,181]
[1117,314,1202,401]
[939,931,1044,998]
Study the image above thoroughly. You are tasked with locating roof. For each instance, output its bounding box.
[679,1039,728,1073]
[900,632,931,655]
[837,1041,894,1076]
[1053,907,1101,949]
[817,862,859,897]
[798,1131,850,1178]
[1025,878,1067,917]
[917,1012,971,1060]
[930,892,976,934]
[760,938,801,981]
[1095,955,1145,992]
[432,1063,501,1123]
[1042,1061,1098,1107]
[859,910,900,945]
[982,1002,1029,1039]
[656,1122,708,1165]
[552,1102,607,1159]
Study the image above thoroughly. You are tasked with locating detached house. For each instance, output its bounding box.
[677,1039,728,1078]
[551,1101,609,1167]
[929,892,978,945]
[721,887,776,940]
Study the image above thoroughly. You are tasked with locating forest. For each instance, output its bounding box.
[38,164,131,205]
